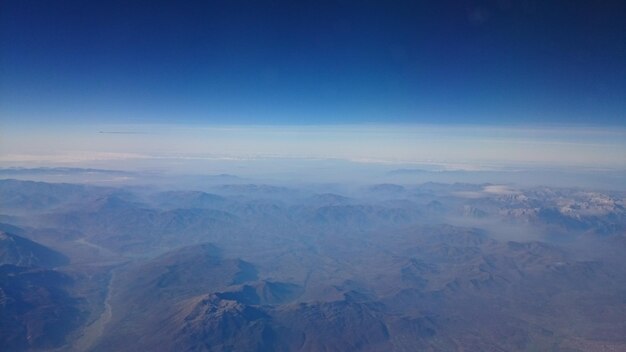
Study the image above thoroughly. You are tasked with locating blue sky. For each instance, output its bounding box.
[1,0,625,126]
[0,1,625,171]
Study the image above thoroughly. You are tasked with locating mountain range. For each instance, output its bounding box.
[0,177,625,351]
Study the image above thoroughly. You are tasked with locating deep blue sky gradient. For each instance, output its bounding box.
[1,0,625,125]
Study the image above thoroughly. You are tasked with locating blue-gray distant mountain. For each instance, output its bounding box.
[0,231,69,268]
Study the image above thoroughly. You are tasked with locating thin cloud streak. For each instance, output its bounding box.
[1,123,625,170]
